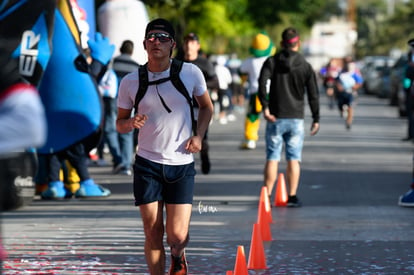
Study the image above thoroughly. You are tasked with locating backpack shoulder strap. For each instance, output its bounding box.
[169,59,197,136]
[134,63,148,114]
[170,59,191,101]
[134,59,197,136]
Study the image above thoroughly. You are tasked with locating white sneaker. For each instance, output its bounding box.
[240,140,256,150]
[219,117,228,124]
[246,140,256,149]
[227,114,236,122]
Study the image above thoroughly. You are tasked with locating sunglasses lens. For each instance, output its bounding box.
[146,33,172,43]
[159,37,171,42]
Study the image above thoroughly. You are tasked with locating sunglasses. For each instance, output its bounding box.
[146,33,173,43]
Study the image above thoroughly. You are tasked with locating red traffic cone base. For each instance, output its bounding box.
[274,173,288,207]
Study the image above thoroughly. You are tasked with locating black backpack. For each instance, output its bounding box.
[134,58,196,135]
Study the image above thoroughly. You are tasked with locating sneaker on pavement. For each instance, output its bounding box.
[112,163,124,174]
[398,189,414,207]
[74,179,111,198]
[119,168,132,176]
[219,117,228,125]
[169,252,188,275]
[41,181,72,200]
[96,159,108,166]
[287,195,302,207]
[240,140,256,150]
[227,113,237,122]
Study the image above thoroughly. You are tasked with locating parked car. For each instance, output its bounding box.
[389,54,408,107]
[360,56,395,96]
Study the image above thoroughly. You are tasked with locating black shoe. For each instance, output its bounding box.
[287,195,302,207]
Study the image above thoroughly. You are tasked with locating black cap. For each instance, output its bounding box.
[408,38,414,47]
[281,27,300,46]
[145,18,175,39]
[184,33,199,41]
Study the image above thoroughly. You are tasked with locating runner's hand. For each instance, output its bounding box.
[185,135,202,153]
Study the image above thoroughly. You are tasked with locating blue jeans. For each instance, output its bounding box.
[98,97,122,166]
[118,131,133,169]
[265,119,304,161]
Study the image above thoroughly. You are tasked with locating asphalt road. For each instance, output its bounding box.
[1,93,414,274]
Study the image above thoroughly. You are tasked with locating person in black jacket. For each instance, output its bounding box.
[258,27,320,207]
[178,32,219,175]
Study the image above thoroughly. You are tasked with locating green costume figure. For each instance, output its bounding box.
[240,32,275,149]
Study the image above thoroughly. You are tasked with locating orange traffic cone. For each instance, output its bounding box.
[257,199,272,241]
[247,223,268,270]
[259,186,272,223]
[226,271,233,275]
[274,173,288,207]
[233,245,248,275]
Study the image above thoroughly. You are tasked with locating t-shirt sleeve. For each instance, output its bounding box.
[182,63,207,97]
[117,72,137,110]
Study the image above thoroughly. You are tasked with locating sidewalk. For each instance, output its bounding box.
[2,94,414,274]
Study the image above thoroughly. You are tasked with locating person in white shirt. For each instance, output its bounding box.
[116,18,213,274]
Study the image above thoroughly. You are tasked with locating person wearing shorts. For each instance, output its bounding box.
[258,27,320,207]
[116,18,213,275]
[265,119,305,162]
[335,57,363,130]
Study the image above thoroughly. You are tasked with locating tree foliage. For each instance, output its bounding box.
[95,0,412,60]
[142,0,334,57]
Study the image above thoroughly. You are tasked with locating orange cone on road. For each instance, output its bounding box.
[259,186,272,223]
[274,173,288,207]
[247,223,268,270]
[257,199,272,241]
[233,245,248,275]
[226,271,233,275]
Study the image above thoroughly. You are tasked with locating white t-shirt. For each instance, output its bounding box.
[117,61,207,165]
[339,72,356,93]
[215,64,232,90]
[239,56,268,95]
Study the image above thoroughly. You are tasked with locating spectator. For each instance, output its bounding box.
[178,32,219,174]
[112,40,140,175]
[96,66,127,174]
[214,55,234,124]
[402,38,414,142]
[227,53,245,113]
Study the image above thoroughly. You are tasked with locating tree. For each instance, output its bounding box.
[96,0,364,58]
